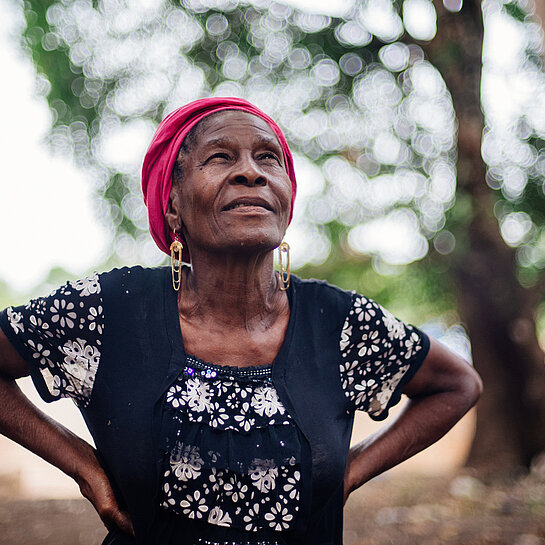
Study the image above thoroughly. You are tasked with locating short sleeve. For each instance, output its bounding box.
[0,273,104,407]
[338,293,430,421]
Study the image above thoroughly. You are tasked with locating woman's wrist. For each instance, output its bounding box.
[71,443,105,488]
[344,446,368,498]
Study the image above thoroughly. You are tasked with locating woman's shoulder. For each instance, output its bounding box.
[292,275,355,304]
[291,275,357,326]
[98,264,168,282]
[292,275,354,297]
[97,265,168,296]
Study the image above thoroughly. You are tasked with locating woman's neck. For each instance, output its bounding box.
[177,250,287,330]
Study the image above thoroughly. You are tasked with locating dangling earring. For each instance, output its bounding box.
[278,242,290,291]
[170,232,183,292]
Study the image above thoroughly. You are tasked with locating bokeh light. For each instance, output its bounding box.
[12,0,543,277]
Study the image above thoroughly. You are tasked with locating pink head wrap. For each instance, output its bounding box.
[142,97,297,261]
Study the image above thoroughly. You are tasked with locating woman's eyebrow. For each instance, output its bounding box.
[202,135,282,153]
[253,135,283,152]
[201,136,233,149]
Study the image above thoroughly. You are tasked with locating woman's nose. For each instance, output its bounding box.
[230,155,267,186]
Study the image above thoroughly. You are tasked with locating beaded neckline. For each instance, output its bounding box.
[185,354,273,382]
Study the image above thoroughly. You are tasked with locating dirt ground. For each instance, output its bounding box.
[1,469,544,545]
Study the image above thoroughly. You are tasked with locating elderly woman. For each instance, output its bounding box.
[0,97,481,545]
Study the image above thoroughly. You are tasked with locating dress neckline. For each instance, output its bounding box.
[184,353,273,381]
[163,269,296,373]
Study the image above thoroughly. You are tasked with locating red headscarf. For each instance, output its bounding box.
[142,97,297,261]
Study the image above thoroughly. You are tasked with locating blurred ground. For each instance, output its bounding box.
[344,468,545,545]
[1,468,545,545]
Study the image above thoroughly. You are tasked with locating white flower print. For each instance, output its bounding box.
[209,402,229,428]
[234,402,256,432]
[4,273,103,407]
[382,309,406,341]
[356,330,381,358]
[87,305,103,333]
[158,359,302,530]
[374,386,392,409]
[179,490,208,519]
[243,503,261,531]
[339,323,352,351]
[61,338,100,394]
[264,501,293,531]
[339,293,427,415]
[249,458,277,493]
[283,470,301,500]
[62,339,100,369]
[224,475,248,502]
[339,359,358,389]
[239,385,252,400]
[40,368,63,397]
[170,444,203,481]
[373,368,409,410]
[50,298,77,329]
[353,297,377,322]
[7,307,24,334]
[166,384,184,409]
[29,314,50,332]
[353,378,376,407]
[207,468,226,493]
[182,377,212,412]
[251,386,285,418]
[207,506,232,527]
[404,331,421,359]
[215,379,234,395]
[225,391,240,410]
[162,482,176,507]
[70,273,101,297]
[28,339,52,367]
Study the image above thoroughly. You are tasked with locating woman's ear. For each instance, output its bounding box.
[165,182,182,233]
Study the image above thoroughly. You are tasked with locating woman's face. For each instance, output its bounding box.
[168,110,292,257]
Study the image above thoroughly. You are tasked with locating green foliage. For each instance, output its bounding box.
[502,1,528,22]
[15,0,545,315]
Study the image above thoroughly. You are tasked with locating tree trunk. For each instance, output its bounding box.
[533,0,545,63]
[424,0,545,471]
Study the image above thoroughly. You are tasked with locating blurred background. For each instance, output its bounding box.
[1,0,545,542]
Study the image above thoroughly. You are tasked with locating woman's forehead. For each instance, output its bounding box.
[195,110,281,148]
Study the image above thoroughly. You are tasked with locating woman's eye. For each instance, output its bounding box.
[208,152,231,161]
[259,152,280,163]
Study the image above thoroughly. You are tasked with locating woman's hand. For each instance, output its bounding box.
[76,452,134,536]
[0,330,134,536]
[343,337,482,502]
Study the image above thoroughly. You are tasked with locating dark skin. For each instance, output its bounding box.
[165,111,292,366]
[0,110,482,535]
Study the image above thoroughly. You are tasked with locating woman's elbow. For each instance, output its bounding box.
[459,364,483,410]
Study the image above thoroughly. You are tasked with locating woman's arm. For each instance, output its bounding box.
[0,329,134,535]
[343,337,482,502]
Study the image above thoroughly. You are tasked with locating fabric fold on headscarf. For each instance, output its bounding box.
[142,97,297,261]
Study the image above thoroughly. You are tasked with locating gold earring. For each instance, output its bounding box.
[170,233,183,292]
[278,242,290,291]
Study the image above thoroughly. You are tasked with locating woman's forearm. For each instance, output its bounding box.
[0,375,98,482]
[344,339,482,500]
[344,379,479,497]
[0,375,133,534]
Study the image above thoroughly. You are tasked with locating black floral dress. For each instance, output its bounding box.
[0,268,429,545]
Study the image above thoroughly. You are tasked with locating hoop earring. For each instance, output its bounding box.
[278,242,290,291]
[170,233,183,292]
